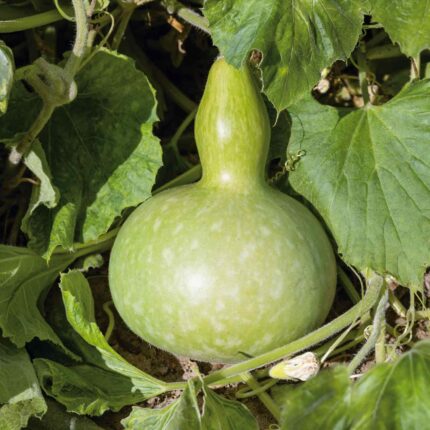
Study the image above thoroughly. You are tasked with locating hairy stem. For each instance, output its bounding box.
[205,274,383,386]
[240,374,280,422]
[347,289,388,374]
[65,0,89,77]
[338,266,361,304]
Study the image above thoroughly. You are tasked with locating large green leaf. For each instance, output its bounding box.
[281,366,350,430]
[0,245,75,348]
[370,0,430,57]
[0,40,14,115]
[58,271,167,399]
[204,0,364,111]
[0,339,47,430]
[0,49,162,258]
[201,385,259,430]
[288,81,430,288]
[281,340,430,429]
[34,359,154,416]
[21,139,60,232]
[122,381,201,430]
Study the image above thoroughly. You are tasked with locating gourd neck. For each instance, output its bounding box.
[195,58,270,192]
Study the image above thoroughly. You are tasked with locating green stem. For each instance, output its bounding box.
[64,0,89,77]
[153,164,202,194]
[338,266,361,304]
[347,289,388,374]
[410,54,421,81]
[0,9,64,33]
[389,291,429,320]
[375,325,386,363]
[327,334,365,359]
[367,44,402,60]
[240,374,281,422]
[54,227,119,258]
[111,4,137,51]
[103,300,115,341]
[8,102,55,165]
[357,44,370,105]
[204,275,383,385]
[177,7,210,33]
[164,109,197,167]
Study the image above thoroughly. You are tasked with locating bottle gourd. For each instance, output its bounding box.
[109,58,337,364]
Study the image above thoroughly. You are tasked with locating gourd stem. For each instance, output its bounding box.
[204,275,383,386]
[239,374,281,422]
[347,289,388,374]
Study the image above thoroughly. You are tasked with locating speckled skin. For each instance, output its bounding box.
[109,59,337,363]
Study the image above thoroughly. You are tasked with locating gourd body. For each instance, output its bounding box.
[109,58,337,363]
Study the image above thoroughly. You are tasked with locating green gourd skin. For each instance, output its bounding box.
[109,58,337,364]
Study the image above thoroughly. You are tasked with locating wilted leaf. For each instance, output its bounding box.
[204,0,364,110]
[288,82,430,288]
[0,338,47,430]
[370,0,430,57]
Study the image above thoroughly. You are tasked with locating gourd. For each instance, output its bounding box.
[109,58,337,364]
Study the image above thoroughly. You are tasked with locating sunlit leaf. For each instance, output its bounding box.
[288,82,430,288]
[204,0,364,110]
[370,0,430,57]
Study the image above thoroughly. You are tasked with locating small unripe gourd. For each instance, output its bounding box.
[109,58,336,364]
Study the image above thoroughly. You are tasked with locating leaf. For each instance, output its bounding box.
[281,366,350,430]
[21,139,60,233]
[280,340,430,429]
[204,0,364,111]
[34,359,153,416]
[0,49,163,258]
[288,82,430,288]
[0,244,76,348]
[122,381,201,430]
[59,270,167,399]
[0,40,14,115]
[0,338,47,430]
[27,398,104,430]
[201,385,259,430]
[370,0,430,57]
